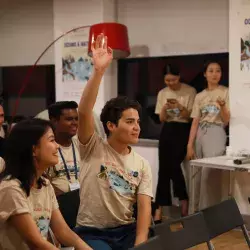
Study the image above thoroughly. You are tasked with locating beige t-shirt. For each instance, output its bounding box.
[191,85,229,124]
[0,178,58,250]
[155,83,197,123]
[77,133,153,228]
[48,138,80,193]
[0,127,5,138]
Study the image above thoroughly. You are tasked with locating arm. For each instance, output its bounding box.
[217,91,230,125]
[178,88,197,120]
[220,105,230,125]
[78,34,113,145]
[217,98,230,125]
[9,213,58,250]
[50,209,92,250]
[186,118,200,160]
[159,103,169,122]
[178,104,191,119]
[135,194,152,246]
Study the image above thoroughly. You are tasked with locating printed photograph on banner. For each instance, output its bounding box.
[62,27,93,82]
[240,13,250,72]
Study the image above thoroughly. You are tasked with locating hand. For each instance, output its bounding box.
[163,102,170,110]
[216,97,226,107]
[186,145,196,160]
[91,33,113,73]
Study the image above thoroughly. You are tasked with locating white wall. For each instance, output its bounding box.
[0,0,54,66]
[118,0,229,57]
[229,0,250,214]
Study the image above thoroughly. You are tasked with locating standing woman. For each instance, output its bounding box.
[154,64,196,221]
[186,61,230,210]
[0,119,91,250]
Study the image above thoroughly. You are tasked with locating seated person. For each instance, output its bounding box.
[0,119,91,250]
[47,101,80,196]
[75,34,153,250]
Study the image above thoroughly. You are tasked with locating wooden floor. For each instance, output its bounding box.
[189,230,249,249]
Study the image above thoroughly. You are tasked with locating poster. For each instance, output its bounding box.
[240,10,250,72]
[61,27,93,101]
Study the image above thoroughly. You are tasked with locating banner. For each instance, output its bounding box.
[61,27,93,101]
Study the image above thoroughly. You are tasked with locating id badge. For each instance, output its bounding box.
[69,181,80,191]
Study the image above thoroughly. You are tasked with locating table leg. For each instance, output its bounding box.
[228,170,235,198]
[189,164,195,214]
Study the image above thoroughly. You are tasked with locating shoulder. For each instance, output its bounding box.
[158,87,169,96]
[0,178,27,198]
[195,89,207,99]
[0,178,22,189]
[218,85,228,93]
[130,150,151,171]
[184,84,196,93]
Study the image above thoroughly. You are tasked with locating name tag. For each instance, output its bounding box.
[69,181,80,191]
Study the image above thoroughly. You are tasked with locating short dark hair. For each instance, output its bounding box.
[163,64,180,76]
[48,101,78,120]
[0,119,54,196]
[100,96,141,137]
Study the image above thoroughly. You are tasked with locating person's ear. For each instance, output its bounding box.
[107,121,116,134]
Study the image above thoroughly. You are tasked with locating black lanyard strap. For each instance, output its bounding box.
[58,140,78,181]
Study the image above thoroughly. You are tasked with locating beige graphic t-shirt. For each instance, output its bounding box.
[77,133,153,229]
[48,137,80,193]
[0,178,58,250]
[191,85,229,124]
[155,83,196,123]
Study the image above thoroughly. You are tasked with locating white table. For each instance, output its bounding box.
[189,155,250,214]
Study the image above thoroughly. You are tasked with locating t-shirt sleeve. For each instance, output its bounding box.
[155,91,164,115]
[48,184,59,211]
[190,95,201,118]
[187,88,197,112]
[137,160,153,198]
[78,132,102,161]
[0,184,30,223]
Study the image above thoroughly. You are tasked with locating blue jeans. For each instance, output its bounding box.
[74,223,137,250]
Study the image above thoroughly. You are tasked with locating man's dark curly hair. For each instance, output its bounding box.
[100,96,141,137]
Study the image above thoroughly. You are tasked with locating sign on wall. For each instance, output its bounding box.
[60,27,93,101]
[240,10,250,74]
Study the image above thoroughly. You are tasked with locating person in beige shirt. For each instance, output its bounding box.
[154,64,196,221]
[186,61,230,210]
[74,34,153,250]
[0,119,91,250]
[0,104,5,139]
[47,101,80,196]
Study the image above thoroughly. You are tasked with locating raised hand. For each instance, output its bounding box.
[91,33,113,73]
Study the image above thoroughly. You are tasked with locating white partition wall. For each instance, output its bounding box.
[229,0,250,214]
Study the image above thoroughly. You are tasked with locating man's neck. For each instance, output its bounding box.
[107,137,130,156]
[56,134,72,147]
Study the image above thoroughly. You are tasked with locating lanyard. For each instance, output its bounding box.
[58,141,78,181]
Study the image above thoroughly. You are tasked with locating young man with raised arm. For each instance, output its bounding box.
[75,34,153,250]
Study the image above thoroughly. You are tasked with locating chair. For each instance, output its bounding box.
[153,212,213,250]
[201,198,250,247]
[129,236,163,250]
[57,189,80,229]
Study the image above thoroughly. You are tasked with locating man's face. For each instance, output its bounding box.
[0,106,4,127]
[108,108,141,145]
[55,109,78,138]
